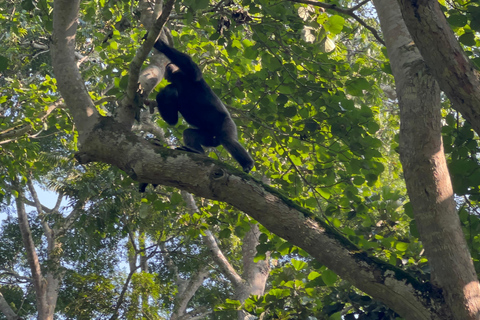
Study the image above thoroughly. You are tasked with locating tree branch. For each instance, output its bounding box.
[13,181,46,314]
[26,179,54,251]
[0,292,22,320]
[51,0,98,142]
[289,0,385,46]
[181,192,244,288]
[173,266,209,319]
[397,0,480,140]
[116,0,176,127]
[75,116,443,319]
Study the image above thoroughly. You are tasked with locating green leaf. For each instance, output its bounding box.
[21,0,35,11]
[307,271,321,280]
[109,41,119,50]
[291,258,307,271]
[447,12,467,27]
[346,78,370,96]
[459,32,475,46]
[321,269,337,286]
[0,55,8,72]
[326,15,345,34]
[395,242,408,251]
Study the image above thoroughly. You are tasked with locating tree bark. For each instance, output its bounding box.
[236,224,270,320]
[375,0,480,319]
[398,0,480,138]
[0,292,22,320]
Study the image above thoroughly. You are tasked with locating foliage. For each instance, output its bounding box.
[1,0,474,319]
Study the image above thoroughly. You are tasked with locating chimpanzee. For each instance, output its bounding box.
[153,40,255,173]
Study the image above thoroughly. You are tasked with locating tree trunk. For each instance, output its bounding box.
[374,0,480,318]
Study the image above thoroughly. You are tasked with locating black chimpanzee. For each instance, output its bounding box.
[153,40,255,173]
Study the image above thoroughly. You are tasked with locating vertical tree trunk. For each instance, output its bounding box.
[374,0,480,319]
[235,224,270,320]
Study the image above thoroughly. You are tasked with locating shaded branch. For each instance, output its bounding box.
[0,292,22,320]
[289,0,385,46]
[0,99,63,144]
[116,0,176,127]
[181,192,243,288]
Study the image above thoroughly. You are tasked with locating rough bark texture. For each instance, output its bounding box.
[51,0,99,141]
[236,224,270,320]
[376,0,480,319]
[398,0,480,138]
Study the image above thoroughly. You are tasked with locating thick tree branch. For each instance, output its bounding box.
[398,0,480,137]
[116,0,176,127]
[75,117,442,319]
[51,0,98,142]
[173,266,209,319]
[0,292,22,320]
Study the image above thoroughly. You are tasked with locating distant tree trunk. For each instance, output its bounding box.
[12,181,62,320]
[374,0,480,319]
[235,224,270,320]
[182,192,270,320]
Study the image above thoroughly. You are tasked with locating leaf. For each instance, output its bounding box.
[327,15,345,34]
[0,55,8,72]
[323,38,335,52]
[298,6,314,21]
[307,271,321,280]
[321,269,337,286]
[346,78,370,96]
[109,41,118,50]
[447,12,467,27]
[395,242,409,252]
[459,32,475,46]
[291,258,307,271]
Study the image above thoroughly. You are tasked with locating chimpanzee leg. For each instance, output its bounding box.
[180,128,219,153]
[219,118,255,173]
[156,84,179,125]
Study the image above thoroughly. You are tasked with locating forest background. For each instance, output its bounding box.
[2,0,480,319]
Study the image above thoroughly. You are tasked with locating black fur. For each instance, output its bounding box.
[153,40,254,173]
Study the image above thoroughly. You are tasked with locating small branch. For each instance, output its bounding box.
[117,0,176,126]
[56,202,85,237]
[109,266,138,320]
[26,179,54,250]
[289,0,385,46]
[181,192,243,288]
[0,269,32,283]
[0,99,63,143]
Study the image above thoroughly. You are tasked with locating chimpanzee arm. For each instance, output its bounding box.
[154,40,202,82]
[156,84,179,125]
